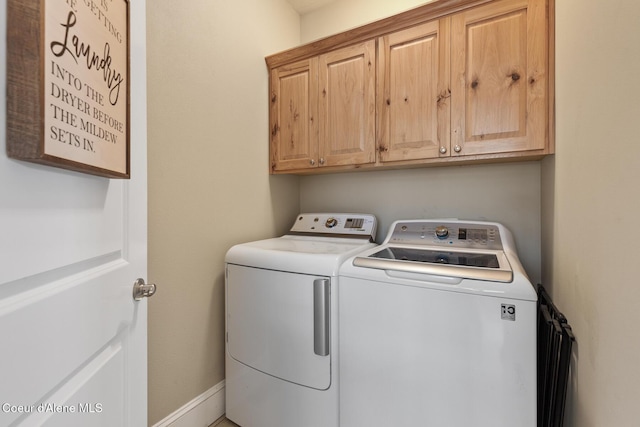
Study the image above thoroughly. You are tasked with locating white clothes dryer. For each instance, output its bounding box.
[338,219,537,427]
[225,213,377,427]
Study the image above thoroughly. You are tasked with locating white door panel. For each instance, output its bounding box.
[0,176,124,285]
[1,265,130,424]
[0,0,148,424]
[40,345,126,427]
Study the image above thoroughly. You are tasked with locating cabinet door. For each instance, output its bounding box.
[318,41,376,167]
[451,0,547,156]
[378,19,451,162]
[270,58,319,172]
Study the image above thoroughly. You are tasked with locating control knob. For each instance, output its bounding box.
[325,217,338,228]
[435,225,449,240]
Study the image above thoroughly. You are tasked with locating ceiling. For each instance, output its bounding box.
[287,0,338,14]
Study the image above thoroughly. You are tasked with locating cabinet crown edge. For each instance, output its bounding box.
[265,0,498,69]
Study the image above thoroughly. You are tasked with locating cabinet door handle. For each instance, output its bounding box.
[439,146,447,154]
[313,278,330,356]
[454,145,462,153]
[310,159,316,166]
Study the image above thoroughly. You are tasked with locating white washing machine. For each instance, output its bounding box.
[225,213,377,427]
[338,219,537,427]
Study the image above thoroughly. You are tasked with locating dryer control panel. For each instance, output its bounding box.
[289,213,377,240]
[387,220,504,250]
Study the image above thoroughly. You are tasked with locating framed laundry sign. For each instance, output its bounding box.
[7,0,130,178]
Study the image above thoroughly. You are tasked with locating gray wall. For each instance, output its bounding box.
[301,163,542,283]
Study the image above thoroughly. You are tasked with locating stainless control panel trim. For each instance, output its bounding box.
[387,221,503,250]
[289,213,377,241]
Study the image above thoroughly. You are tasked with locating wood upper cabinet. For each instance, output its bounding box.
[450,0,549,157]
[378,19,451,162]
[266,0,553,174]
[269,41,375,173]
[318,40,376,168]
[269,58,318,172]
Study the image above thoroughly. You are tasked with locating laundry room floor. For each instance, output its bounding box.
[210,416,239,427]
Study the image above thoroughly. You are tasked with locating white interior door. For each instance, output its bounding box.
[0,0,149,425]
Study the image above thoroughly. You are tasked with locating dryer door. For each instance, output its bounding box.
[226,264,331,390]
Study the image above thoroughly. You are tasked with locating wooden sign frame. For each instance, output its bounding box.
[7,0,131,179]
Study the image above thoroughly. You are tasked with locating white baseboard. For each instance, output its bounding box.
[152,380,226,427]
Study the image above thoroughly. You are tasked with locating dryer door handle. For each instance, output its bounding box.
[313,278,330,356]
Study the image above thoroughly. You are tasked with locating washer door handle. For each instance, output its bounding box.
[313,278,330,356]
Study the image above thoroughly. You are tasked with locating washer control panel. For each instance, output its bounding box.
[290,213,377,240]
[387,220,503,250]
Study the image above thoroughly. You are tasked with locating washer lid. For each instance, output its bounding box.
[353,246,513,283]
[226,235,377,276]
[225,213,377,275]
[351,219,519,284]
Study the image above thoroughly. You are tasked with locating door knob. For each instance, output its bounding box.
[133,278,157,301]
